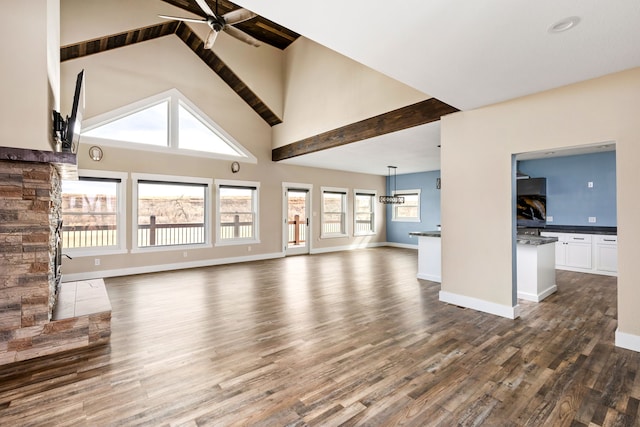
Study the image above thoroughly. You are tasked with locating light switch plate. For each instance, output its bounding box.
[547,216,553,222]
[588,181,594,188]
[588,216,596,223]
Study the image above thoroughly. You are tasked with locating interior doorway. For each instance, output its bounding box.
[283,183,312,256]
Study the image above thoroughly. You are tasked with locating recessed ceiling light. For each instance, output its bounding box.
[548,16,581,34]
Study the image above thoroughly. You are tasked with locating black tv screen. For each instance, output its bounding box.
[517,195,546,227]
[62,69,85,153]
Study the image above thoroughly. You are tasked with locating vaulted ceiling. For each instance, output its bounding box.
[61,1,640,175]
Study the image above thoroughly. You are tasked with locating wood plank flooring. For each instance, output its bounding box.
[0,247,638,426]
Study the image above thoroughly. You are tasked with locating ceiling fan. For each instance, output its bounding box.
[160,0,260,48]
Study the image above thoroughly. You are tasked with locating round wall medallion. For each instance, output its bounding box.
[89,146,103,161]
[231,161,240,173]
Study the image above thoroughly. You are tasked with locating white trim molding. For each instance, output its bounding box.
[62,251,285,282]
[310,241,386,255]
[615,329,640,353]
[439,290,521,319]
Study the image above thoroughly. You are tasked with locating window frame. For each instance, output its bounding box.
[81,89,257,163]
[392,189,422,222]
[353,189,377,236]
[321,186,348,238]
[215,179,261,246]
[131,173,213,253]
[61,169,128,257]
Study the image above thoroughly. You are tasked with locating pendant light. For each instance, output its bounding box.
[379,166,405,204]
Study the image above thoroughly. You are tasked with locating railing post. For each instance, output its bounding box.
[150,215,156,246]
[294,214,300,244]
[234,214,240,238]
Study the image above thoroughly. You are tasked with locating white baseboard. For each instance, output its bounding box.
[310,242,387,254]
[615,329,640,353]
[439,290,520,319]
[417,273,441,283]
[517,284,557,302]
[385,242,418,250]
[62,251,285,282]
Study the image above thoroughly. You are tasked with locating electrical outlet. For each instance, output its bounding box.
[94,258,100,266]
[547,216,553,222]
[588,216,597,223]
[183,251,187,258]
[247,246,252,252]
[588,181,594,188]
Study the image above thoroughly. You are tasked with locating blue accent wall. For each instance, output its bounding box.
[386,171,441,245]
[517,151,616,226]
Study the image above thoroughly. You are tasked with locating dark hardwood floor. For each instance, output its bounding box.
[1,247,638,426]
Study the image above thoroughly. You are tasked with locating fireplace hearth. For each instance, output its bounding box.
[0,147,110,365]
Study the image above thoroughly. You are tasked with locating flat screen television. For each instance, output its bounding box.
[53,69,85,153]
[517,177,546,227]
[64,70,85,153]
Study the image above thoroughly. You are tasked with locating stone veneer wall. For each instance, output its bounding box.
[0,160,59,330]
[0,159,106,365]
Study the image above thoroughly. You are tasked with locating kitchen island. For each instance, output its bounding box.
[409,230,558,302]
[409,231,441,282]
[516,234,558,302]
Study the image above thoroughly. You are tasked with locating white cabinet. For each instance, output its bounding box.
[595,235,618,273]
[540,231,617,276]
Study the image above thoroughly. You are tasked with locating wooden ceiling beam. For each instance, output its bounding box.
[174,23,282,126]
[60,22,179,62]
[60,22,282,126]
[271,98,459,161]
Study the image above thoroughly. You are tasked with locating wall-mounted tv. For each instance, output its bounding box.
[517,177,546,227]
[53,69,85,153]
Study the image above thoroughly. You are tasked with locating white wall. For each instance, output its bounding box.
[272,37,429,148]
[0,0,58,151]
[440,68,640,348]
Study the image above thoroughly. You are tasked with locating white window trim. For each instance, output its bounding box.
[353,189,377,236]
[215,179,261,246]
[392,189,421,222]
[81,88,257,163]
[63,169,128,257]
[131,173,213,253]
[321,186,348,238]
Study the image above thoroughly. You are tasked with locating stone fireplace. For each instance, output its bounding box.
[0,148,111,365]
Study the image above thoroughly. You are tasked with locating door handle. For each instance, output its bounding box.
[306,218,309,226]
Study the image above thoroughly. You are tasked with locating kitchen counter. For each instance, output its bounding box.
[516,235,558,245]
[409,231,441,238]
[521,225,617,235]
[409,231,441,282]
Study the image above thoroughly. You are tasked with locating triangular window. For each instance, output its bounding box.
[178,103,240,156]
[84,101,168,146]
[81,89,255,162]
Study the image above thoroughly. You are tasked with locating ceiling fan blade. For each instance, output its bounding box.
[224,26,260,47]
[194,0,216,17]
[222,8,257,25]
[204,29,219,49]
[158,15,207,24]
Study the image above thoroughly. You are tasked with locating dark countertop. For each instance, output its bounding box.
[516,235,558,246]
[534,225,617,235]
[409,231,441,238]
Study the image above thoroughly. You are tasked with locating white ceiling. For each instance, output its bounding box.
[236,0,640,175]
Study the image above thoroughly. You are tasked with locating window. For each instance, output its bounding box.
[215,180,260,245]
[61,170,127,255]
[81,89,256,162]
[354,190,376,235]
[321,187,348,237]
[392,189,421,222]
[132,173,212,251]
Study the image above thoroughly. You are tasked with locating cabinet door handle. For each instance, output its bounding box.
[573,238,585,240]
[603,239,616,242]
